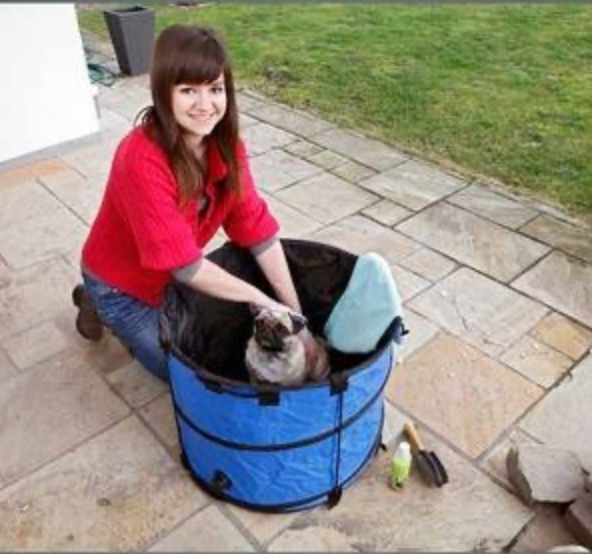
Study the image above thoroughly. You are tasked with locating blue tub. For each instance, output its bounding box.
[161,239,404,512]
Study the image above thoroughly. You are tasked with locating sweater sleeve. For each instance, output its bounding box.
[115,146,202,272]
[222,142,280,247]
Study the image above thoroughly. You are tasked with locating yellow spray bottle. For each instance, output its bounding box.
[390,441,412,490]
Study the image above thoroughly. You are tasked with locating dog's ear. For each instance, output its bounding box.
[289,312,308,334]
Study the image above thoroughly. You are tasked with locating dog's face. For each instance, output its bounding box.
[246,305,329,386]
[251,306,307,352]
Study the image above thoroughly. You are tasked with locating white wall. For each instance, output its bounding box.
[0,3,99,165]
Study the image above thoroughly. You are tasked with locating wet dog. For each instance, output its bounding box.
[245,306,330,387]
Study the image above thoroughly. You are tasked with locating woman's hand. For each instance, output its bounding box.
[250,289,287,312]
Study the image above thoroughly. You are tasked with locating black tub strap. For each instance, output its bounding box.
[327,389,345,509]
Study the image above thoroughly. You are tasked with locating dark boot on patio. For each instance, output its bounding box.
[72,284,104,341]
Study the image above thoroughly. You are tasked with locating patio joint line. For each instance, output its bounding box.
[217,502,267,552]
[0,412,134,495]
[446,199,592,267]
[140,501,215,552]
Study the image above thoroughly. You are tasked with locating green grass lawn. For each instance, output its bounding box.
[79,4,592,218]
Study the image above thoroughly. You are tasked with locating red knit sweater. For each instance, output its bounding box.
[82,127,279,306]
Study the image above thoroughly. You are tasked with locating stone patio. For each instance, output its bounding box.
[1,45,591,552]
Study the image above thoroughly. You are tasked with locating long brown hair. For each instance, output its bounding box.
[139,25,240,204]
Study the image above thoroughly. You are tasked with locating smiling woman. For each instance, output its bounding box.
[72,25,304,383]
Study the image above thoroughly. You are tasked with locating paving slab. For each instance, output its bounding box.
[80,332,134,376]
[362,199,413,227]
[360,160,467,211]
[37,166,84,190]
[307,149,348,170]
[0,257,11,289]
[390,263,431,302]
[0,157,71,191]
[270,425,533,552]
[398,247,458,283]
[239,112,258,129]
[249,104,333,138]
[507,444,585,506]
[148,504,254,552]
[482,429,539,488]
[398,203,550,282]
[532,312,592,361]
[0,258,78,340]
[276,172,378,224]
[0,205,87,271]
[513,251,592,328]
[242,123,299,156]
[387,333,543,458]
[331,160,376,183]
[40,170,106,225]
[311,128,407,171]
[382,402,411,447]
[249,149,321,192]
[282,139,324,159]
[510,505,579,553]
[0,346,17,386]
[263,195,323,238]
[106,360,168,409]
[447,185,539,229]
[237,91,268,114]
[500,336,573,388]
[0,352,129,483]
[408,267,548,357]
[0,180,63,231]
[397,309,440,362]
[226,505,300,547]
[98,83,151,122]
[139,393,178,452]
[1,320,76,371]
[0,417,208,551]
[520,354,592,472]
[98,105,133,136]
[522,214,592,263]
[59,135,120,177]
[268,525,358,552]
[309,214,421,266]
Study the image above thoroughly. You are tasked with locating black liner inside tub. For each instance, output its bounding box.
[160,239,393,383]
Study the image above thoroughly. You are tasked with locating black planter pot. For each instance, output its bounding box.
[103,5,155,76]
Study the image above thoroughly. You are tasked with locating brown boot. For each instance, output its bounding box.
[72,284,104,341]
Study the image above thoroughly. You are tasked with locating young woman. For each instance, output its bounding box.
[74,25,302,382]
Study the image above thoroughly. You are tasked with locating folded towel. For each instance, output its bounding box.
[324,252,403,354]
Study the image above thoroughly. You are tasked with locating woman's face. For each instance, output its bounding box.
[171,73,227,145]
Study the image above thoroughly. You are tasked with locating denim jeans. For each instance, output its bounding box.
[82,272,169,382]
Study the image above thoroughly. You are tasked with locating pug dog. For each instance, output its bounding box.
[245,305,330,387]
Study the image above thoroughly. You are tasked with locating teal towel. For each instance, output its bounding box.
[324,252,403,354]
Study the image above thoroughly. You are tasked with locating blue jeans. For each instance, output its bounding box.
[82,272,168,382]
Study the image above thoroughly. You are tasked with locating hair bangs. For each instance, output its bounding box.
[175,39,227,86]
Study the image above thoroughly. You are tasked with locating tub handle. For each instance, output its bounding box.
[211,470,232,493]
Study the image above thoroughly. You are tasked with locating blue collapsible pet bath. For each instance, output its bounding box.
[160,239,405,512]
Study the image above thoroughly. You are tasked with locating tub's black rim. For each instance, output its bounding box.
[161,237,405,395]
[167,315,401,398]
